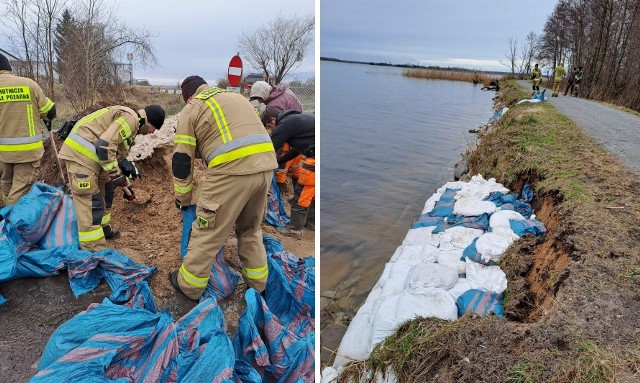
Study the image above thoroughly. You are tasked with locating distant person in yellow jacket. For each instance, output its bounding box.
[531,64,542,96]
[0,52,56,206]
[552,64,566,97]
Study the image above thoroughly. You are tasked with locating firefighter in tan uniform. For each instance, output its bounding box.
[58,105,165,251]
[169,75,278,301]
[0,53,56,205]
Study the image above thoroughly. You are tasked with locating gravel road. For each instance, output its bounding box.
[516,80,640,176]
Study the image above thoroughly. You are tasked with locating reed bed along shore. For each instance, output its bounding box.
[403,68,496,85]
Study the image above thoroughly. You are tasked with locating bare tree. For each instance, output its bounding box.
[238,13,314,84]
[500,36,518,75]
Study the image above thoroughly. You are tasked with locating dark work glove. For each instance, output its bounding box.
[175,199,189,211]
[123,185,136,201]
[119,159,142,179]
[110,173,127,187]
[45,120,52,132]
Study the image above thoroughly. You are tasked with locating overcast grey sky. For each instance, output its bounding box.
[0,0,315,86]
[321,0,559,72]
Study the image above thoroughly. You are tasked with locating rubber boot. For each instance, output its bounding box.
[103,225,120,240]
[288,177,299,203]
[305,199,315,231]
[277,205,306,240]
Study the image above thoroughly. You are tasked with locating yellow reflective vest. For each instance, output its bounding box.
[173,85,278,205]
[0,70,55,163]
[58,106,139,176]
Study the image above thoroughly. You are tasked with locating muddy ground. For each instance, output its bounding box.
[0,120,314,382]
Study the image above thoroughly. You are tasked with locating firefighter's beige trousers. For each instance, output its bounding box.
[65,160,111,252]
[0,159,41,206]
[178,169,272,299]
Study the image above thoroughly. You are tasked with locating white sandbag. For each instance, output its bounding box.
[370,293,401,348]
[421,192,443,214]
[390,245,438,263]
[490,210,525,229]
[404,262,458,290]
[435,248,467,275]
[395,287,458,323]
[436,181,467,193]
[446,277,473,300]
[402,226,440,247]
[453,198,498,216]
[370,288,457,347]
[456,174,509,200]
[334,309,374,367]
[438,226,484,250]
[475,230,519,263]
[376,260,422,300]
[465,259,508,293]
[321,367,339,383]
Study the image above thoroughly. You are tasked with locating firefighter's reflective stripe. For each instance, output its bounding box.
[78,227,105,242]
[179,264,208,288]
[203,98,232,143]
[101,213,111,225]
[175,134,196,146]
[39,99,54,114]
[242,263,269,280]
[0,136,43,144]
[0,86,30,102]
[116,117,132,150]
[102,160,118,172]
[66,132,99,162]
[0,141,43,152]
[1,194,6,202]
[27,104,35,136]
[174,182,192,194]
[205,134,274,168]
[73,108,110,133]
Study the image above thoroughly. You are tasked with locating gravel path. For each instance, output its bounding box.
[516,80,640,176]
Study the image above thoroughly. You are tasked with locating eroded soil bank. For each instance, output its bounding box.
[332,81,640,382]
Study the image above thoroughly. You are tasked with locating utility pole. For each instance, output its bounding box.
[127,53,133,85]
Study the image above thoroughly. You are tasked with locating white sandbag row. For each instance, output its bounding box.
[326,175,536,381]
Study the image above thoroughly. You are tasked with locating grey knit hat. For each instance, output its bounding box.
[249,81,272,101]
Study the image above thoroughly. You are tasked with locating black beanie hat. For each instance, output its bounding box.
[0,53,11,71]
[181,75,207,102]
[144,105,165,130]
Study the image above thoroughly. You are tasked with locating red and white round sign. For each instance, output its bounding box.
[228,55,243,87]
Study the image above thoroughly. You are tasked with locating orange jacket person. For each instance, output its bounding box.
[0,53,56,205]
[261,107,315,239]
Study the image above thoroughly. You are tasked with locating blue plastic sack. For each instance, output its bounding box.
[233,289,315,383]
[456,289,504,318]
[428,188,459,217]
[7,182,63,245]
[509,218,547,237]
[38,194,79,249]
[180,205,197,258]
[265,172,290,227]
[460,237,495,266]
[200,248,240,302]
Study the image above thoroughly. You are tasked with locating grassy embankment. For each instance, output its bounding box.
[338,80,640,383]
[403,68,496,85]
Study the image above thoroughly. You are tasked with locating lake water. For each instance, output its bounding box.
[320,61,496,309]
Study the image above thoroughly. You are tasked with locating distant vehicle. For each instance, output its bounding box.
[242,73,267,94]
